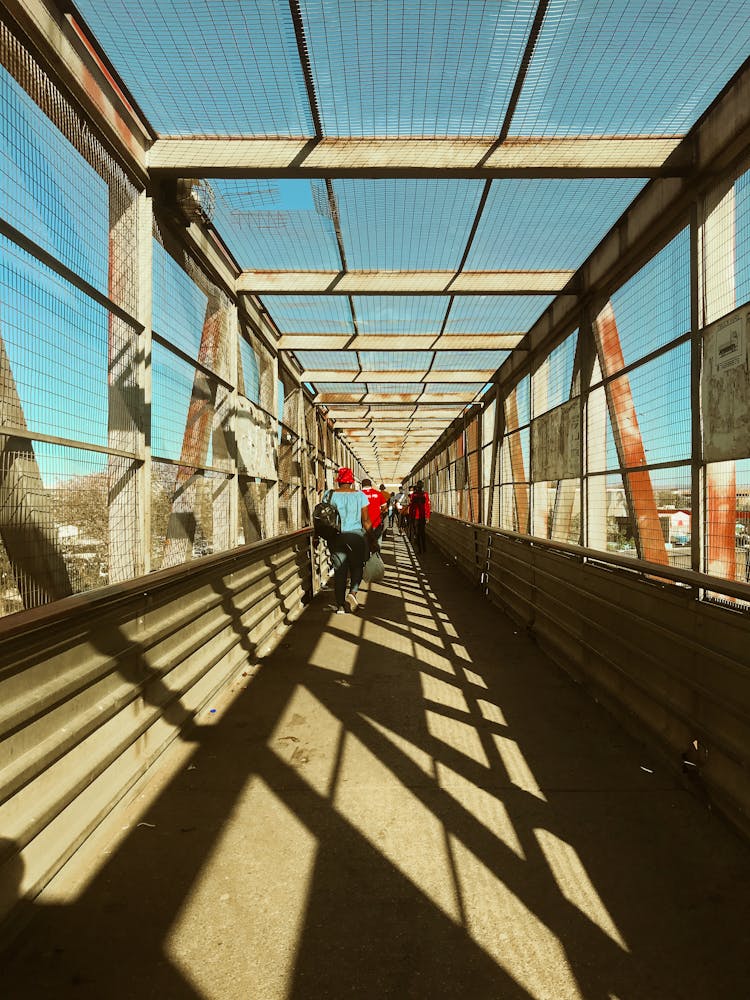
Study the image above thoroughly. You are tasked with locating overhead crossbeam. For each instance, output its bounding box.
[278,333,522,350]
[148,136,688,179]
[315,391,481,404]
[304,370,493,383]
[238,271,574,295]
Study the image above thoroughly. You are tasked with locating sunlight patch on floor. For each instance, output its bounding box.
[359,713,435,778]
[450,642,473,663]
[333,731,461,922]
[493,735,547,801]
[462,667,488,689]
[449,835,582,1000]
[412,642,457,675]
[269,686,343,798]
[535,829,629,951]
[308,631,359,675]
[427,710,490,768]
[437,761,525,860]
[361,619,419,654]
[166,775,318,1000]
[420,672,470,713]
[477,699,508,727]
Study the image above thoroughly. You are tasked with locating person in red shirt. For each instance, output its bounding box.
[408,481,431,553]
[361,478,389,548]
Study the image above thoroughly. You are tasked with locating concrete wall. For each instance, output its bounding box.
[430,513,750,841]
[0,530,313,935]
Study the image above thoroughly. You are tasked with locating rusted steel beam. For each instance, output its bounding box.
[593,302,668,565]
[279,333,522,350]
[161,294,225,568]
[238,270,574,295]
[505,389,530,533]
[706,462,737,580]
[302,369,494,384]
[148,136,686,179]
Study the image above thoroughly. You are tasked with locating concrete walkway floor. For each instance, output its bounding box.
[3,532,750,999]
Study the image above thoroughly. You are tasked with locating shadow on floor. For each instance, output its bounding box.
[3,533,750,999]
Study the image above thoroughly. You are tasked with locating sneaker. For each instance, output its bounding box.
[345,592,360,613]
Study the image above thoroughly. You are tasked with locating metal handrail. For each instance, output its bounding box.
[431,512,750,605]
[0,528,313,642]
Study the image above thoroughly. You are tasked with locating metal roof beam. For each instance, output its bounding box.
[315,391,480,404]
[304,369,493,383]
[148,137,688,179]
[279,334,521,350]
[238,271,573,295]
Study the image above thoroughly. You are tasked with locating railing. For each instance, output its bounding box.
[429,513,750,841]
[0,529,313,934]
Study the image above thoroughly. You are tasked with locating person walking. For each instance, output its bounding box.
[409,480,431,553]
[325,467,374,614]
[362,478,389,548]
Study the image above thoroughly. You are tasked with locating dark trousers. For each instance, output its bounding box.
[414,518,426,552]
[329,531,368,606]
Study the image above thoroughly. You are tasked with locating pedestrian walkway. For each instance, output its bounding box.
[3,533,750,999]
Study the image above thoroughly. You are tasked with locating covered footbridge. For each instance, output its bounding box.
[1,2,750,996]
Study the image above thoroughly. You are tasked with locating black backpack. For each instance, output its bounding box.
[313,490,341,542]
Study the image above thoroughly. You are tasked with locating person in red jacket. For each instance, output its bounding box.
[361,478,389,548]
[408,481,431,553]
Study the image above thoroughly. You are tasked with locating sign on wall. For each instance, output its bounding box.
[531,398,581,481]
[702,304,750,462]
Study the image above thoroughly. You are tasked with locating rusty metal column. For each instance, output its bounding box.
[701,180,737,580]
[486,385,505,528]
[593,302,668,565]
[162,290,224,568]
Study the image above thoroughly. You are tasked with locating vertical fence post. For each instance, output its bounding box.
[136,190,153,576]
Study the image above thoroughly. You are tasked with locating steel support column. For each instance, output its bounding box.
[593,302,668,565]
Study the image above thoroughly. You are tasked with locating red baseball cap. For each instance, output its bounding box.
[337,466,355,484]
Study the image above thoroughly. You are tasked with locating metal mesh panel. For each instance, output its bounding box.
[532,480,580,543]
[151,342,231,469]
[0,24,143,616]
[586,473,634,555]
[212,179,340,270]
[238,476,273,544]
[532,330,578,417]
[334,178,482,269]
[1,235,138,453]
[586,467,692,568]
[468,180,647,271]
[511,0,750,138]
[302,0,535,137]
[0,25,140,315]
[0,442,139,613]
[75,0,313,136]
[605,229,690,368]
[736,168,750,311]
[447,297,553,335]
[151,462,231,570]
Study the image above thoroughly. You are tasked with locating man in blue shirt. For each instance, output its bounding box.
[327,467,374,614]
